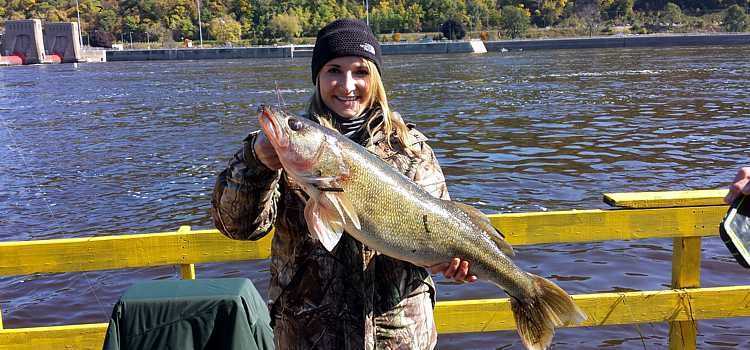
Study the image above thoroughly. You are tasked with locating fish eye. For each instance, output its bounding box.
[288,118,304,131]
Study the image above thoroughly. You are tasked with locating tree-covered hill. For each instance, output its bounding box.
[1,0,747,45]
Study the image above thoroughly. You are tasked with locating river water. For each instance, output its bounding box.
[1,46,749,348]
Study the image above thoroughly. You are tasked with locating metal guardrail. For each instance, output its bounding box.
[0,189,745,350]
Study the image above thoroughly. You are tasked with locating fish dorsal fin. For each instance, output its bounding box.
[452,201,515,257]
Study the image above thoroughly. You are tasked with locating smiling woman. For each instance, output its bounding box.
[211,18,474,350]
[317,56,373,118]
[307,55,411,151]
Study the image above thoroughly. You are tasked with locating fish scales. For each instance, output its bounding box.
[337,140,533,296]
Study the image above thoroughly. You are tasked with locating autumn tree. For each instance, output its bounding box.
[538,0,569,26]
[209,15,241,43]
[268,12,301,42]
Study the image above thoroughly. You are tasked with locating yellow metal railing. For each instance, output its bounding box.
[0,189,746,350]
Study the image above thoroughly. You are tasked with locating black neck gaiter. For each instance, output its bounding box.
[325,106,383,145]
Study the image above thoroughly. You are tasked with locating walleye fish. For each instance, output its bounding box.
[258,105,586,350]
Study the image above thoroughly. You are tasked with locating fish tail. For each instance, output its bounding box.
[510,274,586,350]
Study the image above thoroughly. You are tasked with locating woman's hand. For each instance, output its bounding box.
[429,258,478,283]
[254,132,283,170]
[725,167,750,204]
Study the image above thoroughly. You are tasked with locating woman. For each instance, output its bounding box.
[211,19,473,349]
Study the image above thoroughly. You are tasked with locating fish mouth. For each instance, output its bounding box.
[258,105,289,149]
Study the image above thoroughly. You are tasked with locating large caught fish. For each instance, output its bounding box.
[258,105,586,350]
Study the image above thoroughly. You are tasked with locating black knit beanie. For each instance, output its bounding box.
[311,19,382,84]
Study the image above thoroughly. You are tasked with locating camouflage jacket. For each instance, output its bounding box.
[211,112,450,350]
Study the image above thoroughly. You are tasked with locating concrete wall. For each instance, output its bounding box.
[104,33,749,62]
[80,49,107,62]
[43,22,82,63]
[485,33,750,52]
[1,19,46,64]
[107,41,488,62]
[107,46,294,61]
[381,41,484,54]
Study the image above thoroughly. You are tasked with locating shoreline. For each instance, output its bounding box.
[485,32,750,51]
[98,32,748,62]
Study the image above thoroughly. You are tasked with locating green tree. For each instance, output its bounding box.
[605,0,634,20]
[576,0,602,36]
[98,8,120,33]
[161,0,196,41]
[372,0,403,33]
[419,0,467,31]
[371,0,424,34]
[121,14,145,41]
[538,0,569,26]
[240,0,275,44]
[307,0,350,33]
[662,2,682,28]
[287,6,321,36]
[724,4,748,32]
[45,7,70,22]
[403,3,425,32]
[466,0,494,30]
[499,5,530,38]
[268,12,301,42]
[230,0,253,28]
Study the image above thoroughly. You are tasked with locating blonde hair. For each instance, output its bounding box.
[307,59,413,152]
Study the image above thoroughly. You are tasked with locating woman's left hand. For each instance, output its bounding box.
[429,258,478,283]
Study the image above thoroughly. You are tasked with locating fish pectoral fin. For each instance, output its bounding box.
[321,191,361,230]
[304,198,344,252]
[336,192,361,230]
[451,201,515,256]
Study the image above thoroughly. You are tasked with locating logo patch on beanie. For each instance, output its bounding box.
[360,43,375,55]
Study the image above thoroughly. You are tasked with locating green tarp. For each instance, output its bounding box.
[103,278,274,350]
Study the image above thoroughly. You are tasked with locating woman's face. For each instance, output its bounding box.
[318,56,371,119]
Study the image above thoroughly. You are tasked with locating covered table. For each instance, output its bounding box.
[103,278,274,350]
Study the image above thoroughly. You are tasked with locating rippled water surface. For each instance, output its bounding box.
[1,46,749,348]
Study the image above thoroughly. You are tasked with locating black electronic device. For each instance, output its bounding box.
[720,195,750,268]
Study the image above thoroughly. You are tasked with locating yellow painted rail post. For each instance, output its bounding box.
[602,190,719,350]
[177,226,196,280]
[0,305,4,329]
[669,236,701,350]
